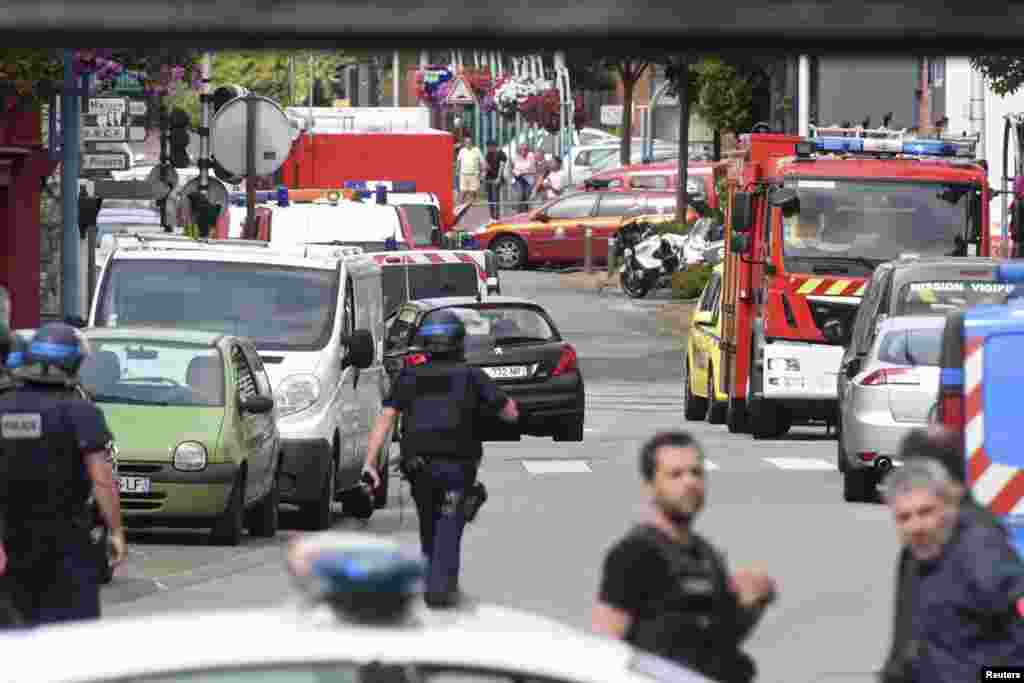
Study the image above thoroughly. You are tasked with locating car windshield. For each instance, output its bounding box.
[782,179,982,274]
[94,260,338,351]
[79,339,224,407]
[413,305,557,351]
[877,327,942,366]
[400,204,440,245]
[382,263,479,318]
[896,279,1019,314]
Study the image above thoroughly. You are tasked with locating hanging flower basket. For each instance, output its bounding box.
[414,65,453,107]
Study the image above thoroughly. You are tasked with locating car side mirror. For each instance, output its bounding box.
[343,329,375,369]
[693,310,713,326]
[730,233,752,255]
[844,357,862,379]
[240,395,274,414]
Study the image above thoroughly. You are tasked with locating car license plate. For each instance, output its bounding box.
[119,476,151,494]
[483,365,528,379]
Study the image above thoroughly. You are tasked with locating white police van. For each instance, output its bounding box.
[88,235,393,528]
[3,532,714,683]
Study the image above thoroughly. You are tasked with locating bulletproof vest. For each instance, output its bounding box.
[625,526,754,683]
[400,361,478,459]
[0,387,90,553]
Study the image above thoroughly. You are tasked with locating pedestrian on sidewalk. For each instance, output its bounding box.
[536,156,566,201]
[457,136,486,209]
[484,140,507,221]
[510,144,537,213]
[592,431,777,683]
[879,456,1024,683]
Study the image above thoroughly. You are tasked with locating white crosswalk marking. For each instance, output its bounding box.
[522,460,592,474]
[764,458,835,471]
[587,382,683,413]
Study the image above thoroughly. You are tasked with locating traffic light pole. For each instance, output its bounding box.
[245,94,258,239]
[198,52,213,206]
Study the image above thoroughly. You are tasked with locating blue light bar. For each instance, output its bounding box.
[229,191,276,206]
[276,186,290,207]
[811,136,960,157]
[998,261,1024,284]
[384,237,399,251]
[310,546,424,596]
[375,184,388,205]
[343,180,417,194]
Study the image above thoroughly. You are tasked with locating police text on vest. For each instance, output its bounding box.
[1,413,42,439]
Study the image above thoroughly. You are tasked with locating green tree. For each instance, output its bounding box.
[970,56,1024,96]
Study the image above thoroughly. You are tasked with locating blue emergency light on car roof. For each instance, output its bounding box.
[229,191,278,206]
[997,262,1024,284]
[384,237,399,251]
[811,136,961,157]
[343,180,417,193]
[276,186,290,207]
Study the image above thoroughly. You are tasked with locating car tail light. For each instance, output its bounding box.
[405,352,430,367]
[940,391,964,428]
[860,368,919,386]
[551,344,578,377]
[858,452,877,462]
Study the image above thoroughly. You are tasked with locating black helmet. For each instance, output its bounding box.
[16,323,91,385]
[416,309,466,357]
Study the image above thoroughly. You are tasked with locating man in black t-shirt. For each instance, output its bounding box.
[484,140,507,221]
[593,431,778,683]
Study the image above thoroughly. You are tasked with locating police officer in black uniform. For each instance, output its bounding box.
[0,323,127,627]
[362,308,518,608]
[0,287,16,395]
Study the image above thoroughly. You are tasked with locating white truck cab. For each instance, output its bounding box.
[88,239,391,527]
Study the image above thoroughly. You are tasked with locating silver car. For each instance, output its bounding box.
[837,315,945,502]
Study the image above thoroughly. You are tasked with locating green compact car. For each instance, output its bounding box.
[78,328,282,545]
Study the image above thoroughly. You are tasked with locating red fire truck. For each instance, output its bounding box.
[719,126,991,439]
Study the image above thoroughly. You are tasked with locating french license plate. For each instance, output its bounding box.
[483,365,528,379]
[119,476,151,494]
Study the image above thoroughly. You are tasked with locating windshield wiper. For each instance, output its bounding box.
[92,394,169,406]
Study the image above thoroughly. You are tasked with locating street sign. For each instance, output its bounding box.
[446,76,476,105]
[81,97,148,142]
[82,153,129,172]
[93,180,161,200]
[210,95,291,177]
[600,105,623,125]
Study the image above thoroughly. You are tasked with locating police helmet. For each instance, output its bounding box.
[16,323,92,385]
[417,309,466,357]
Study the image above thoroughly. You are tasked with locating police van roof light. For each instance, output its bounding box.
[343,180,416,194]
[276,186,290,207]
[810,136,964,157]
[998,262,1024,284]
[384,237,399,251]
[376,184,388,205]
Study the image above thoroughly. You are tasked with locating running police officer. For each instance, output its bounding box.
[362,308,518,608]
[0,323,126,627]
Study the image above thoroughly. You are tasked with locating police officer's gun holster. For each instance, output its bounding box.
[462,481,487,523]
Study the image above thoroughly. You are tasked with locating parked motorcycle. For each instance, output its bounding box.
[618,221,689,299]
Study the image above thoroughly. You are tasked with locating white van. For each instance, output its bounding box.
[88,241,391,528]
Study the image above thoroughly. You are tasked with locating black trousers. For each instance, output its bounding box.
[408,457,477,598]
[0,537,100,629]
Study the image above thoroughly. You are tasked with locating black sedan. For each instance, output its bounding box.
[382,296,584,441]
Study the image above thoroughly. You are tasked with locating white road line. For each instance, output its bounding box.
[764,457,835,471]
[522,460,592,474]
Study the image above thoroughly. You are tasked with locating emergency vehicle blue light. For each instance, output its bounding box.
[29,341,80,360]
[998,262,1024,284]
[901,140,957,156]
[814,137,864,153]
[310,547,425,597]
[375,184,388,205]
[276,186,290,207]
[464,236,480,249]
[6,351,23,368]
[384,237,399,251]
[344,181,368,190]
[809,136,960,157]
[229,191,276,206]
[392,181,416,193]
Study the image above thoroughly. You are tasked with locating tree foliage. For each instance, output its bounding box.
[693,58,754,134]
[971,56,1024,96]
[603,57,651,165]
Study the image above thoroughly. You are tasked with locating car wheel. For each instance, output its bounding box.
[751,400,791,440]
[706,365,727,425]
[247,463,280,538]
[374,444,391,509]
[620,270,651,299]
[553,416,584,442]
[492,235,527,270]
[301,456,335,531]
[836,416,848,473]
[843,468,875,503]
[726,398,747,433]
[683,359,708,421]
[210,472,246,546]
